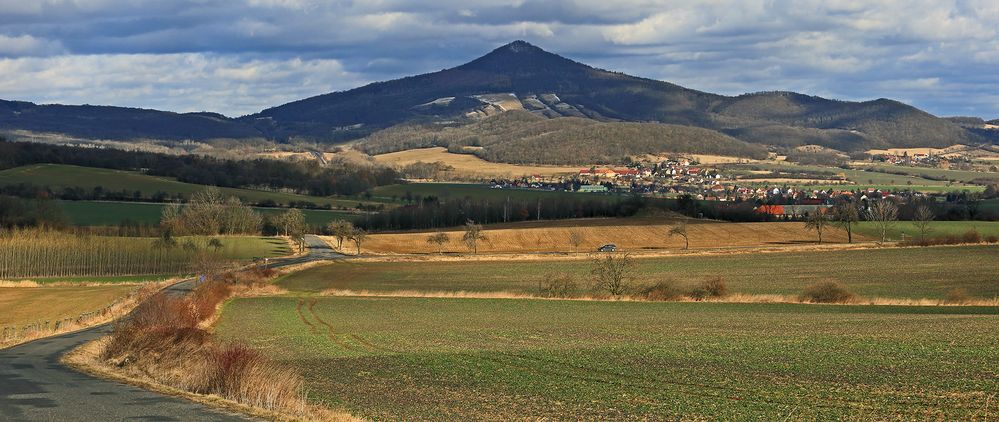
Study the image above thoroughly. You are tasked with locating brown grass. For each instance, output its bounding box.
[342,220,865,255]
[320,288,999,307]
[1,282,169,349]
[89,269,349,420]
[372,147,580,177]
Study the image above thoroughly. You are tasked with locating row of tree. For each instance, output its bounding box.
[0,138,400,198]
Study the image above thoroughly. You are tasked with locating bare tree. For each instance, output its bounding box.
[865,200,899,243]
[804,210,830,244]
[912,205,935,242]
[426,231,450,254]
[831,199,859,243]
[183,188,225,235]
[349,228,367,255]
[277,209,306,237]
[327,219,354,250]
[462,220,487,254]
[567,228,585,253]
[590,253,636,297]
[669,221,689,250]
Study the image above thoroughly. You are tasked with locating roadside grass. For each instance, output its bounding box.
[854,220,999,241]
[276,245,999,300]
[56,200,361,227]
[0,163,379,208]
[216,296,999,420]
[0,285,137,326]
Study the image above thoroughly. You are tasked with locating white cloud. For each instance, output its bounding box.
[0,54,367,116]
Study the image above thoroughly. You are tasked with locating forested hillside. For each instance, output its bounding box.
[359,111,768,164]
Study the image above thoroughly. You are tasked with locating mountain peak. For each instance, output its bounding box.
[457,40,590,74]
[498,40,543,53]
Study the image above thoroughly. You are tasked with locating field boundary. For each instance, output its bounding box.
[318,289,999,307]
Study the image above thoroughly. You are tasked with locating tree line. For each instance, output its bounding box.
[0,138,400,197]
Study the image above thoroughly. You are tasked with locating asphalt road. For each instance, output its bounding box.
[0,235,342,421]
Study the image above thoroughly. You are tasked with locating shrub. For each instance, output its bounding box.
[986,235,998,244]
[690,277,728,300]
[204,342,263,395]
[538,273,577,298]
[961,230,982,244]
[799,281,855,304]
[943,288,972,305]
[641,280,686,301]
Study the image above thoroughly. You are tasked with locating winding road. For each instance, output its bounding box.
[0,235,341,421]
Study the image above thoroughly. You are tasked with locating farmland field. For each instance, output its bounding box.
[0,285,136,326]
[277,245,999,300]
[56,200,359,227]
[216,296,999,420]
[0,234,289,279]
[373,147,581,177]
[722,162,986,192]
[0,164,381,208]
[350,220,860,254]
[370,182,630,203]
[854,220,999,241]
[858,164,999,184]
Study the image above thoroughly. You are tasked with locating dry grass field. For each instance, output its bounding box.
[336,219,862,254]
[0,285,137,327]
[372,147,581,177]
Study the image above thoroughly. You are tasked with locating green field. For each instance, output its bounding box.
[371,183,630,203]
[216,296,999,420]
[723,162,987,192]
[859,164,999,184]
[855,221,999,241]
[0,164,377,208]
[56,200,359,227]
[277,246,999,300]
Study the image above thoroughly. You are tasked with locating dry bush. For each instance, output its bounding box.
[690,277,728,300]
[537,273,577,298]
[986,235,998,244]
[961,230,982,244]
[99,270,310,416]
[943,288,972,305]
[799,281,856,304]
[641,280,686,301]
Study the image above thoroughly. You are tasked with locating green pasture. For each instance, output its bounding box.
[217,296,999,420]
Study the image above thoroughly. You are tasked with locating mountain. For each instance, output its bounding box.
[0,99,263,141]
[0,40,988,155]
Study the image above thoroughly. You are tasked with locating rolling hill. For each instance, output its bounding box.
[0,41,988,156]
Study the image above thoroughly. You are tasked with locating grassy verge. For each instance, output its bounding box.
[216,296,999,420]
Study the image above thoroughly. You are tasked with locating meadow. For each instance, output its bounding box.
[858,164,999,184]
[370,182,626,203]
[216,296,999,420]
[277,245,999,300]
[0,163,381,208]
[56,200,360,227]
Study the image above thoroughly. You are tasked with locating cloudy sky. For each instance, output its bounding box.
[1,0,997,119]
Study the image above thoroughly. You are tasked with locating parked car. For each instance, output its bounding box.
[597,244,617,252]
